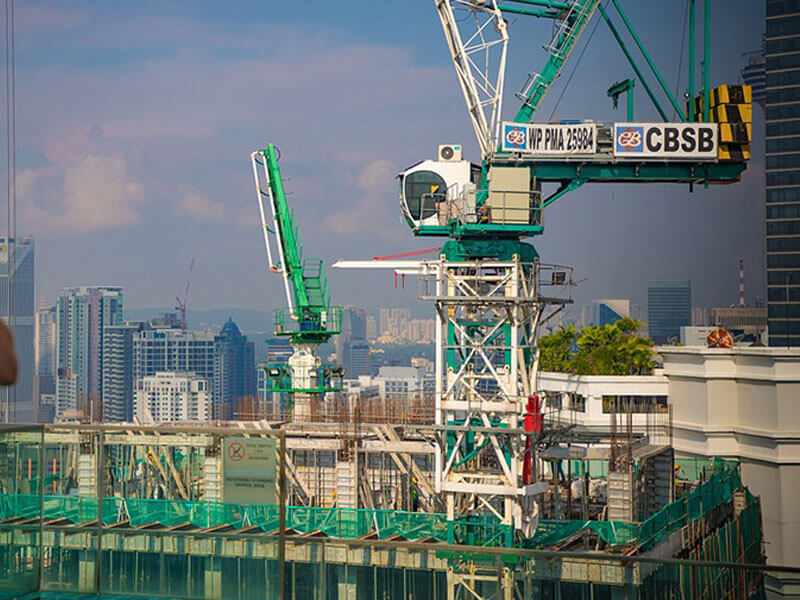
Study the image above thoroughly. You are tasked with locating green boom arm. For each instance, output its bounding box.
[252,144,340,344]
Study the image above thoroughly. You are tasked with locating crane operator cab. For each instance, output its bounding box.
[398,144,542,236]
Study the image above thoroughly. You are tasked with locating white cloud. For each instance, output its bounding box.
[321,159,401,239]
[20,128,146,234]
[174,184,226,223]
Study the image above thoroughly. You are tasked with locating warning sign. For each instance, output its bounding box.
[223,437,278,504]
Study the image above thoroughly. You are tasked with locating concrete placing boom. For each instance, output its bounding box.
[251,144,342,420]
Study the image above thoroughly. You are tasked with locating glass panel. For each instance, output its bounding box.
[0,427,43,598]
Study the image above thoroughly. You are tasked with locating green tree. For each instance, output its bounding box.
[538,324,578,372]
[538,318,655,376]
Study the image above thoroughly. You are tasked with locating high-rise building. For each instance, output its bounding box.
[590,299,630,327]
[134,372,209,423]
[265,337,292,363]
[647,280,691,344]
[133,328,216,386]
[0,238,34,423]
[35,300,57,422]
[102,321,150,423]
[55,286,123,421]
[348,340,371,377]
[379,307,411,339]
[336,306,368,375]
[691,307,709,326]
[214,318,256,420]
[765,3,800,346]
[366,316,377,340]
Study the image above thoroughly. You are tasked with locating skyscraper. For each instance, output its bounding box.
[55,286,123,420]
[336,306,368,375]
[134,372,209,423]
[35,301,57,422]
[102,321,149,423]
[213,318,256,419]
[0,238,34,423]
[591,299,631,327]
[133,328,216,385]
[647,280,691,344]
[765,2,800,346]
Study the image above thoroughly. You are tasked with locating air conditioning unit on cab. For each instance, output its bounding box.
[438,144,463,162]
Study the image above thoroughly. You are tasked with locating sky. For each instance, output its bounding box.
[8,0,766,321]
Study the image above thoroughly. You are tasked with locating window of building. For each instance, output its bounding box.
[567,393,586,413]
[767,153,800,170]
[768,15,800,38]
[545,391,562,411]
[768,270,800,285]
[602,395,668,414]
[768,286,800,301]
[767,103,800,122]
[767,54,800,73]
[767,119,800,136]
[767,220,800,235]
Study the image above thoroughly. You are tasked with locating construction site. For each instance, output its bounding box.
[0,0,786,598]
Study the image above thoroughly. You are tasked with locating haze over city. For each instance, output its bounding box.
[14,0,764,316]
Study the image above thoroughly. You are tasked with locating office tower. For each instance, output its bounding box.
[133,328,216,384]
[348,340,371,377]
[265,337,292,363]
[691,307,709,326]
[379,307,411,339]
[766,3,800,346]
[213,318,256,420]
[590,299,630,327]
[0,238,34,422]
[366,316,377,340]
[102,321,149,423]
[647,280,691,344]
[35,301,57,422]
[55,286,123,421]
[336,306,368,374]
[134,372,209,423]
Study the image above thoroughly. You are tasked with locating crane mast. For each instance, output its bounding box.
[395,0,752,571]
[251,144,342,421]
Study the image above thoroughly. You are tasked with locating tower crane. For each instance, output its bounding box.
[175,257,194,331]
[376,0,752,552]
[400,0,749,259]
[251,144,343,421]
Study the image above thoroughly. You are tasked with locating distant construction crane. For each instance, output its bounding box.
[251,144,343,421]
[175,257,194,331]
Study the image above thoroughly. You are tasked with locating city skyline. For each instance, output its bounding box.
[8,1,765,319]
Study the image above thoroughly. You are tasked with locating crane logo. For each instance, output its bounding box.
[504,125,527,150]
[616,126,643,152]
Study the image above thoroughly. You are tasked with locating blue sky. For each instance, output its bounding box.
[12,1,765,318]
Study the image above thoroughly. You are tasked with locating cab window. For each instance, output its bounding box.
[404,171,447,220]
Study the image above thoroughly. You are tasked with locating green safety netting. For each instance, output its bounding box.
[0,494,125,525]
[527,458,743,550]
[531,519,638,547]
[0,458,744,552]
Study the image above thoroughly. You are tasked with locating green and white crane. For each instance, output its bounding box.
[384,0,752,558]
[251,143,342,420]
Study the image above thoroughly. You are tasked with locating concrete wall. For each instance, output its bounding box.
[660,346,800,569]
